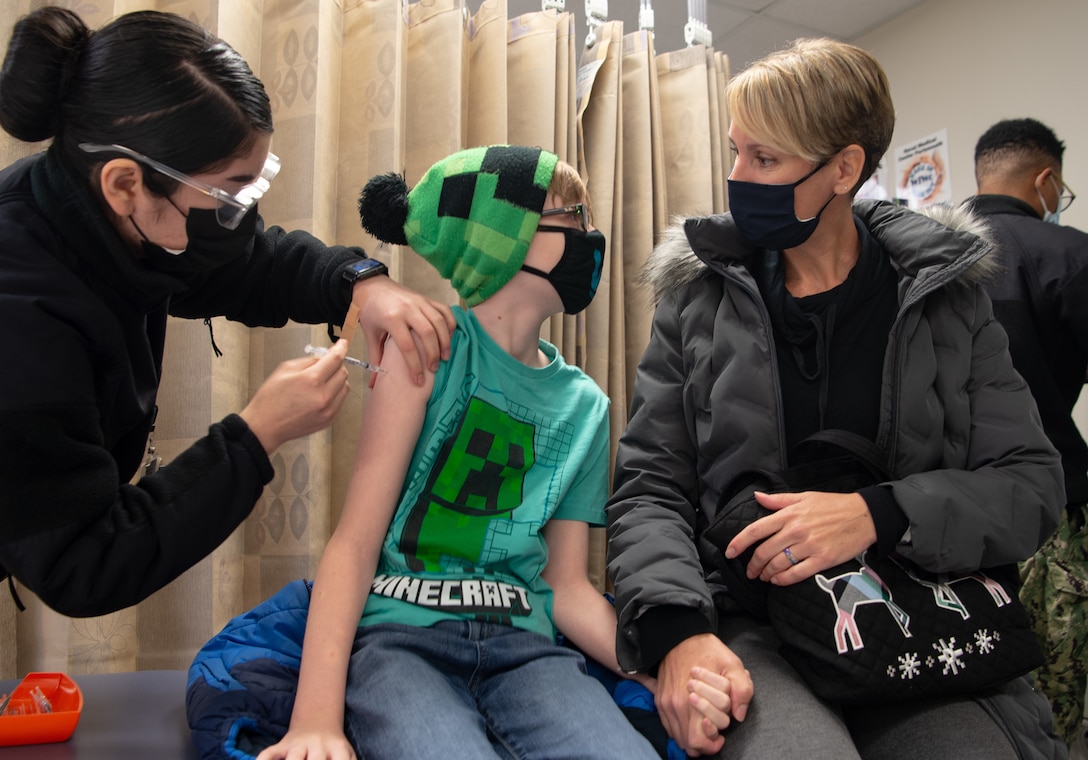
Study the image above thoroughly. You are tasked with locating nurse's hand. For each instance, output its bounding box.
[351,276,454,385]
[240,340,351,454]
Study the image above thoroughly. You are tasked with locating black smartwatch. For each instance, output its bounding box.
[343,257,389,286]
[341,258,388,301]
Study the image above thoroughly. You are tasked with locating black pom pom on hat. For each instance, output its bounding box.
[358,172,410,245]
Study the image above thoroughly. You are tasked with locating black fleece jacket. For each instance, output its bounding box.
[0,149,365,616]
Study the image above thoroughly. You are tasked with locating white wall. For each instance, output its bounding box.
[858,0,1088,429]
[857,0,1088,230]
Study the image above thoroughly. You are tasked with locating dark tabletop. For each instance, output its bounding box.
[0,670,198,760]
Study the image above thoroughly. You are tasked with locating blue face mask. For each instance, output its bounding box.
[1037,175,1062,225]
[727,162,835,250]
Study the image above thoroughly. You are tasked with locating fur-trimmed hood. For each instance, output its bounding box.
[639,199,998,305]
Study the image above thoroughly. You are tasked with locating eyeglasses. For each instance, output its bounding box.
[80,143,281,229]
[1054,176,1076,212]
[540,203,589,232]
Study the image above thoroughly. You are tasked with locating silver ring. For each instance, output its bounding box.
[783,546,800,566]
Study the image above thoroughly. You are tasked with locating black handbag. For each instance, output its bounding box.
[702,430,1044,704]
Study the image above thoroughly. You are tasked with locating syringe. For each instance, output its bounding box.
[304,343,385,373]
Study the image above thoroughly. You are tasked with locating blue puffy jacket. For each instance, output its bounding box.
[186,580,311,759]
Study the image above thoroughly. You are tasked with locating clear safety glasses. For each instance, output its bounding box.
[80,143,281,230]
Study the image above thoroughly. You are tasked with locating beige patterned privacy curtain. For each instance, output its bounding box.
[0,0,730,679]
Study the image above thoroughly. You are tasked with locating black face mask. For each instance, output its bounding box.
[138,205,258,279]
[727,162,835,250]
[520,226,606,314]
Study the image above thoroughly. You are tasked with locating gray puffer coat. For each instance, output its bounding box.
[606,200,1066,758]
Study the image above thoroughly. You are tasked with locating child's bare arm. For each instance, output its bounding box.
[541,519,647,683]
[256,338,432,760]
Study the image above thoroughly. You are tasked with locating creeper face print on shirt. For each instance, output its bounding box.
[401,396,535,575]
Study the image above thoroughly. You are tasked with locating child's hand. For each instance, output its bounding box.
[255,730,356,760]
[686,666,739,738]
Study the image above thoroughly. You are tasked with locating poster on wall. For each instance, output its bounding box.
[895,129,950,209]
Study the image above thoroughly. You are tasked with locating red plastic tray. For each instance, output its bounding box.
[0,672,83,746]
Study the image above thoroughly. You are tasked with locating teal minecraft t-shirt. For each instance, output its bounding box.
[361,307,610,640]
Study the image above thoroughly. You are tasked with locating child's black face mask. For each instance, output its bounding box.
[520,226,605,314]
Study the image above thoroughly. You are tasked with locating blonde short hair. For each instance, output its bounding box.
[549,159,592,220]
[726,38,894,188]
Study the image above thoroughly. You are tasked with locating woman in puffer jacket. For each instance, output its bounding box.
[606,37,1067,760]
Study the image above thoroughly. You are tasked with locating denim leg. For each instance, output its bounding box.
[344,622,501,760]
[473,627,660,760]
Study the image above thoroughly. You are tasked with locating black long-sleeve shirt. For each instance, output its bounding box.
[0,149,366,615]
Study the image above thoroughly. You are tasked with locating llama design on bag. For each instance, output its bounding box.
[892,559,1013,619]
[815,561,913,654]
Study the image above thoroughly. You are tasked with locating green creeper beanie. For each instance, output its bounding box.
[405,145,559,306]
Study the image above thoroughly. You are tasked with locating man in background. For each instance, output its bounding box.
[968,116,1088,749]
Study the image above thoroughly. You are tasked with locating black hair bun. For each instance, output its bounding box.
[0,7,90,142]
[358,172,409,245]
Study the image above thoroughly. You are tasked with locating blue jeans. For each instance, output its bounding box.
[344,621,659,759]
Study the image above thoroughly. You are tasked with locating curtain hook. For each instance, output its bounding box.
[685,0,712,47]
[639,0,655,40]
[585,0,607,48]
